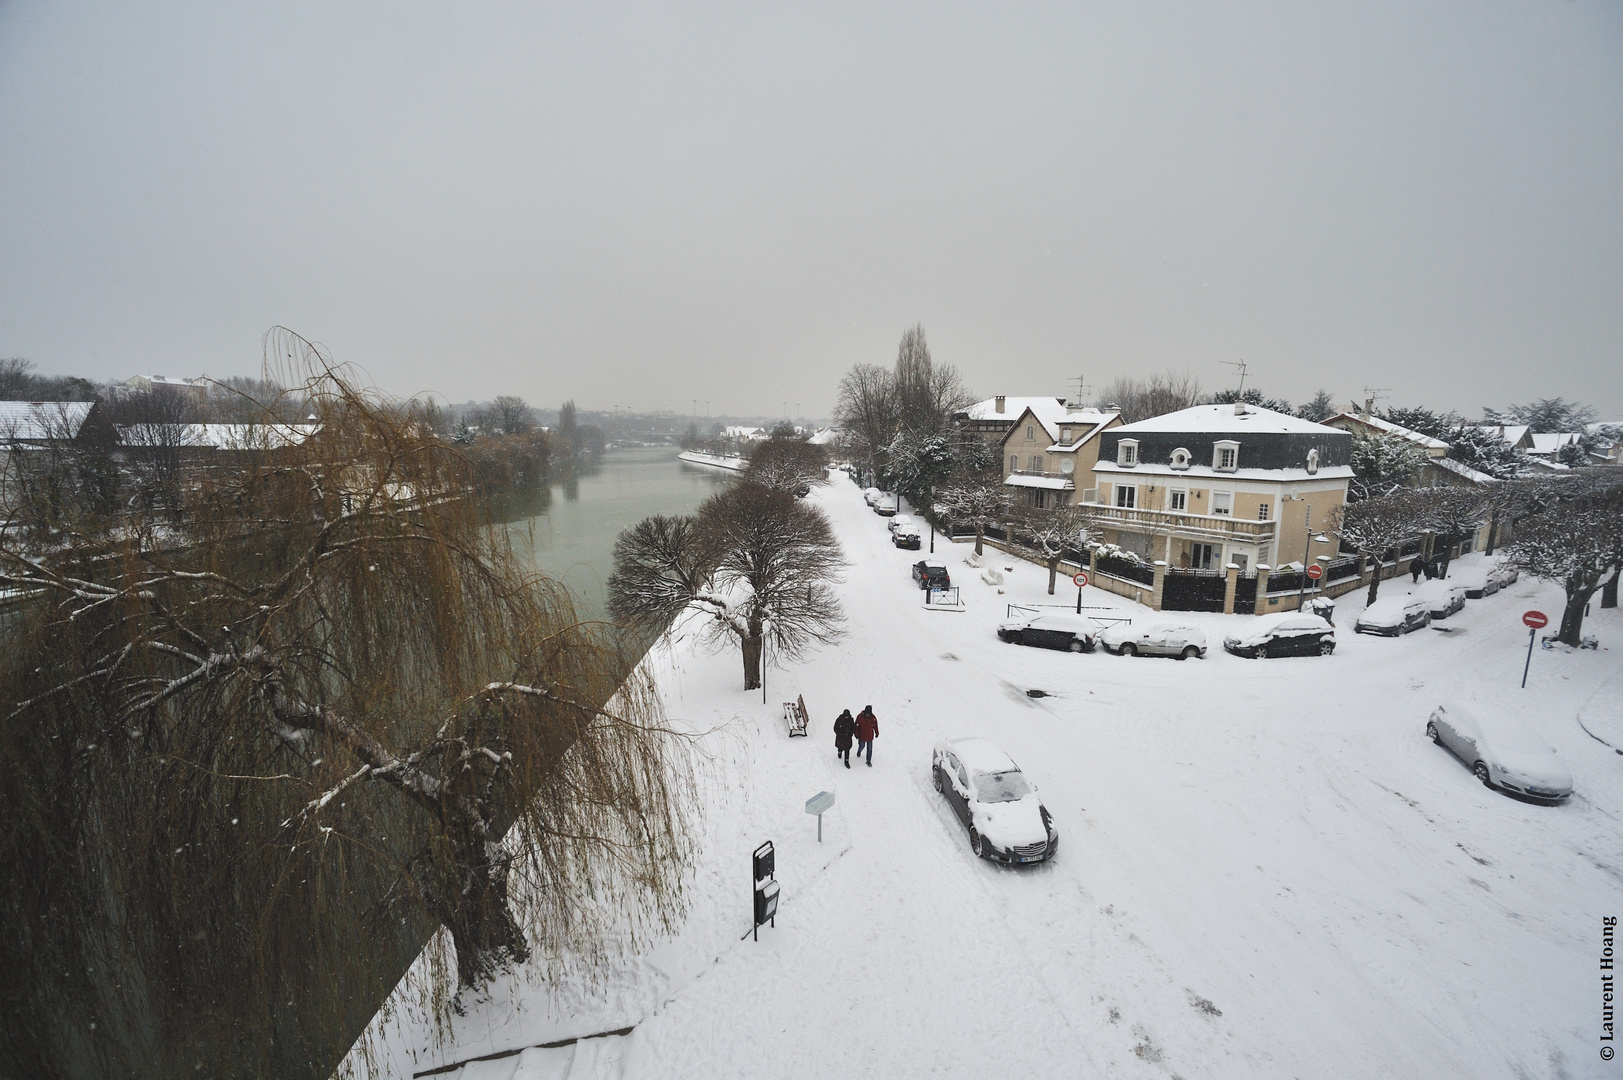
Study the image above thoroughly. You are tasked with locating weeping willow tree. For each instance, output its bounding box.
[0,329,692,1079]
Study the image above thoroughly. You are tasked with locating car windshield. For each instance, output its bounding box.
[1480,720,1551,754]
[972,770,1032,803]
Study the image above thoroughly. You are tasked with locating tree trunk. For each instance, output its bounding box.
[416,813,530,990]
[1047,557,1059,595]
[1557,589,1590,647]
[1366,558,1382,606]
[974,525,984,557]
[1484,515,1497,556]
[1602,566,1619,610]
[741,627,763,690]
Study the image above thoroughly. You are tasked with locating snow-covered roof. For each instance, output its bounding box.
[1004,474,1075,490]
[721,425,767,440]
[1094,461,1354,483]
[963,397,1067,425]
[1526,432,1582,456]
[1045,411,1119,453]
[1428,457,1497,485]
[1322,412,1450,452]
[0,400,97,441]
[116,423,315,450]
[1476,424,1531,447]
[1113,403,1341,436]
[805,427,837,445]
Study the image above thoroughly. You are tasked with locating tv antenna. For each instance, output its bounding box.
[1069,373,1091,407]
[1220,359,1248,393]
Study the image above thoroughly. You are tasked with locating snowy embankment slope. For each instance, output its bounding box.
[675,450,745,472]
[354,472,1621,1080]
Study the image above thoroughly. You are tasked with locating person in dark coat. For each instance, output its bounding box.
[833,709,856,768]
[854,705,879,767]
[1410,557,1424,583]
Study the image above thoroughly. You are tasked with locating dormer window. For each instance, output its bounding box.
[1306,448,1320,475]
[1117,439,1139,467]
[1062,427,1072,443]
[1169,447,1192,471]
[1213,440,1240,471]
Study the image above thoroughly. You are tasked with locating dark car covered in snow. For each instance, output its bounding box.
[912,561,950,590]
[1222,612,1336,658]
[997,612,1096,653]
[932,736,1058,864]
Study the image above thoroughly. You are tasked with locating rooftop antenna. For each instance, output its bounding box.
[1068,373,1091,407]
[1220,359,1248,394]
[1361,386,1390,420]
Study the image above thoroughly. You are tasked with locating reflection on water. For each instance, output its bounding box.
[504,446,733,624]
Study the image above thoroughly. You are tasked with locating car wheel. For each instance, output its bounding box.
[1007,631,1022,646]
[1426,722,1441,745]
[932,765,943,792]
[1120,642,1136,657]
[1318,640,1334,656]
[1260,642,1275,659]
[1069,638,1084,653]
[1473,761,1492,788]
[969,827,985,859]
[1181,645,1199,660]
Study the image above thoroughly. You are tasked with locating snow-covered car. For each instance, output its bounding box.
[862,487,884,506]
[931,736,1058,864]
[1412,581,1467,620]
[997,612,1096,653]
[1426,700,1572,802]
[1354,596,1432,637]
[872,496,898,516]
[1488,561,1520,589]
[892,524,921,550]
[912,561,950,590]
[1459,567,1501,599]
[1222,613,1336,658]
[1098,619,1207,659]
[887,513,915,535]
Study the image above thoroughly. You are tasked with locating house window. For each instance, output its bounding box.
[1062,427,1072,443]
[1115,485,1136,509]
[1029,455,1043,472]
[1169,489,1187,511]
[1306,448,1320,475]
[1026,425,1035,440]
[1257,502,1270,521]
[1010,454,1018,472]
[1170,447,1191,470]
[1213,440,1239,471]
[1117,439,1139,467]
[1211,490,1232,516]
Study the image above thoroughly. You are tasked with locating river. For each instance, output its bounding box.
[503,445,735,623]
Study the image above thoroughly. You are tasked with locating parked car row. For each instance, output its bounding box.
[863,486,899,516]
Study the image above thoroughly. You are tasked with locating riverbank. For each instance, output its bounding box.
[675,450,745,472]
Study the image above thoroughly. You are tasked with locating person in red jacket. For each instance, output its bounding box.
[854,705,878,767]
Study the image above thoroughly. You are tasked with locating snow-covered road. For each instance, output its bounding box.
[362,472,1622,1080]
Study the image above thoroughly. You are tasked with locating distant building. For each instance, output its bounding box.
[125,375,210,397]
[958,396,1075,446]
[997,404,1122,509]
[1320,411,1496,490]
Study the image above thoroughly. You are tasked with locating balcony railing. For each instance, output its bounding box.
[1007,466,1074,480]
[1086,504,1278,541]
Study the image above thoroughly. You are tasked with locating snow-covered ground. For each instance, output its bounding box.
[354,472,1622,1080]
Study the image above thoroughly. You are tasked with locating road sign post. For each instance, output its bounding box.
[752,841,777,941]
[1072,571,1088,613]
[1521,610,1548,688]
[805,790,835,842]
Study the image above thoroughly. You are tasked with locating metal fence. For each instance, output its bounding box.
[1161,569,1228,612]
[1096,554,1154,586]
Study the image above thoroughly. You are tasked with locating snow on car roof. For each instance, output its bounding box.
[940,736,1019,774]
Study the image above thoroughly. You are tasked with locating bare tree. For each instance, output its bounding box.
[471,394,537,437]
[743,434,828,495]
[834,362,898,473]
[1097,370,1204,423]
[1013,503,1104,594]
[1333,489,1429,604]
[936,474,1010,556]
[608,483,845,689]
[0,330,692,1078]
[1418,486,1489,577]
[1506,476,1623,645]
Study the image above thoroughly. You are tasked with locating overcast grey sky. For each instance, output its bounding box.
[1,2,1619,419]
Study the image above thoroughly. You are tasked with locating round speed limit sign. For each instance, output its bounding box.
[1072,572,1089,588]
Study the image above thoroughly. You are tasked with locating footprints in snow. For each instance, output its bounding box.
[1095,902,1222,1075]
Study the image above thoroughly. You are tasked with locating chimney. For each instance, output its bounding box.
[1234,402,1247,416]
[994,395,1005,414]
[1361,397,1372,420]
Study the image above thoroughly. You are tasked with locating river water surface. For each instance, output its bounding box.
[505,446,734,623]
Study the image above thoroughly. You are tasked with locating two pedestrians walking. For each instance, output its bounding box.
[832,705,879,768]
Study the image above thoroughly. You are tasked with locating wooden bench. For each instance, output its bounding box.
[782,694,809,737]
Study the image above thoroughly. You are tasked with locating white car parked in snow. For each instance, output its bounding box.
[931,736,1058,864]
[1098,619,1207,659]
[1354,596,1432,637]
[1426,700,1572,802]
[862,487,884,506]
[887,513,915,535]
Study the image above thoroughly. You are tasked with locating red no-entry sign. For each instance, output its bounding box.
[1305,563,1324,581]
[1522,610,1548,629]
[1072,572,1089,588]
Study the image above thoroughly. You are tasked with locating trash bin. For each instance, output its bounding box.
[1306,596,1336,625]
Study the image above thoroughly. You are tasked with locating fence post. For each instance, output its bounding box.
[1150,560,1168,611]
[1223,562,1239,615]
[1254,564,1272,615]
